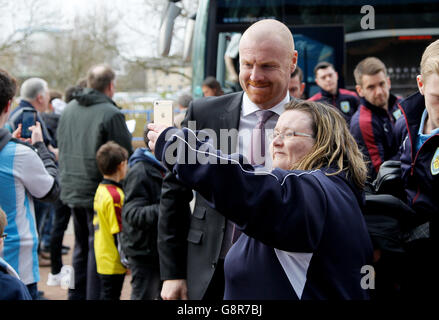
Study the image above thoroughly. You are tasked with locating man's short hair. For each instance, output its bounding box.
[20,78,48,101]
[353,57,387,86]
[420,39,439,82]
[49,90,63,102]
[0,207,7,237]
[177,93,193,109]
[291,66,303,83]
[96,141,128,175]
[65,85,83,103]
[87,64,115,93]
[202,76,222,91]
[0,69,17,113]
[313,61,335,77]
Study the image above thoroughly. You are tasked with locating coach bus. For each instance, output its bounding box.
[160,0,439,98]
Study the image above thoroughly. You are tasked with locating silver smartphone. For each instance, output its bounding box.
[153,100,174,127]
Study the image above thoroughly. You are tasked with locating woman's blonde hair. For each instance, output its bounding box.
[285,100,367,189]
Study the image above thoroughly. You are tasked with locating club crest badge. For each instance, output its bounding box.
[392,109,402,121]
[432,147,439,176]
[340,101,350,113]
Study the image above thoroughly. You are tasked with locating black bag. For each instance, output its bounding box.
[370,160,405,199]
[363,161,417,253]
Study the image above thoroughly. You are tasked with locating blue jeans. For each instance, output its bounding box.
[34,200,54,249]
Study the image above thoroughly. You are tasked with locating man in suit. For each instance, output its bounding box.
[158,19,298,300]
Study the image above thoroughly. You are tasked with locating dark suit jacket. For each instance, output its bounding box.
[158,92,243,299]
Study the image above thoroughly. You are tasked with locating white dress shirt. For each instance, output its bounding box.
[237,92,289,170]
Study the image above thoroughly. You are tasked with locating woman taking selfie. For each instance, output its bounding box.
[148,100,373,300]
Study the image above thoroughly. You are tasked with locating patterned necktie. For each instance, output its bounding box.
[250,110,275,166]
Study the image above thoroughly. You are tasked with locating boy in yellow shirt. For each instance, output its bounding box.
[93,141,128,300]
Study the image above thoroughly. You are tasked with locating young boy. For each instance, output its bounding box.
[93,141,129,300]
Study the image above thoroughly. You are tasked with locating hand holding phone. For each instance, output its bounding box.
[153,100,174,127]
[29,121,44,144]
[21,110,37,139]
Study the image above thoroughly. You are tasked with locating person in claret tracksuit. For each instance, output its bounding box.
[393,40,439,299]
[349,57,403,182]
[308,61,360,126]
[148,100,373,300]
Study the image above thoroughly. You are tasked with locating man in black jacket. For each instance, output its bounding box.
[121,125,166,300]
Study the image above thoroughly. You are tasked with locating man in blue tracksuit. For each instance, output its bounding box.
[393,40,439,298]
[308,61,360,126]
[350,57,403,181]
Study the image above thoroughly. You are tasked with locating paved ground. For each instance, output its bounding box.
[37,218,132,300]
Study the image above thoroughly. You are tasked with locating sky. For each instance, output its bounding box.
[1,0,195,59]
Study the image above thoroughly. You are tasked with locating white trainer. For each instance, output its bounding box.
[46,265,72,286]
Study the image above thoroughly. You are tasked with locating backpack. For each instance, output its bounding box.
[363,160,418,253]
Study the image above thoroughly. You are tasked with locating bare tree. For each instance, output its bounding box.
[0,0,56,70]
[1,0,198,92]
[31,2,121,91]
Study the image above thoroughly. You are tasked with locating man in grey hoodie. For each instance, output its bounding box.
[57,64,133,300]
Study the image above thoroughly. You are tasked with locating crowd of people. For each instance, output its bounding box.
[0,18,437,301]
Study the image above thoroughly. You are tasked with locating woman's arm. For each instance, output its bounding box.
[154,126,328,252]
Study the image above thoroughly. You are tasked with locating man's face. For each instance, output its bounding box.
[239,38,296,109]
[356,71,390,109]
[315,67,338,95]
[288,75,305,99]
[418,72,439,130]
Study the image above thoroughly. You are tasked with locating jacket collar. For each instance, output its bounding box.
[400,92,425,128]
[101,178,123,189]
[320,88,338,98]
[18,99,37,110]
[398,92,426,158]
[360,93,400,117]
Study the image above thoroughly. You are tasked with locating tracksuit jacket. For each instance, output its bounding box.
[394,92,439,231]
[0,257,31,300]
[349,94,403,181]
[154,127,373,300]
[120,148,166,260]
[308,88,360,125]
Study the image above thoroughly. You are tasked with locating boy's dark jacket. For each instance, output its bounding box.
[120,148,166,260]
